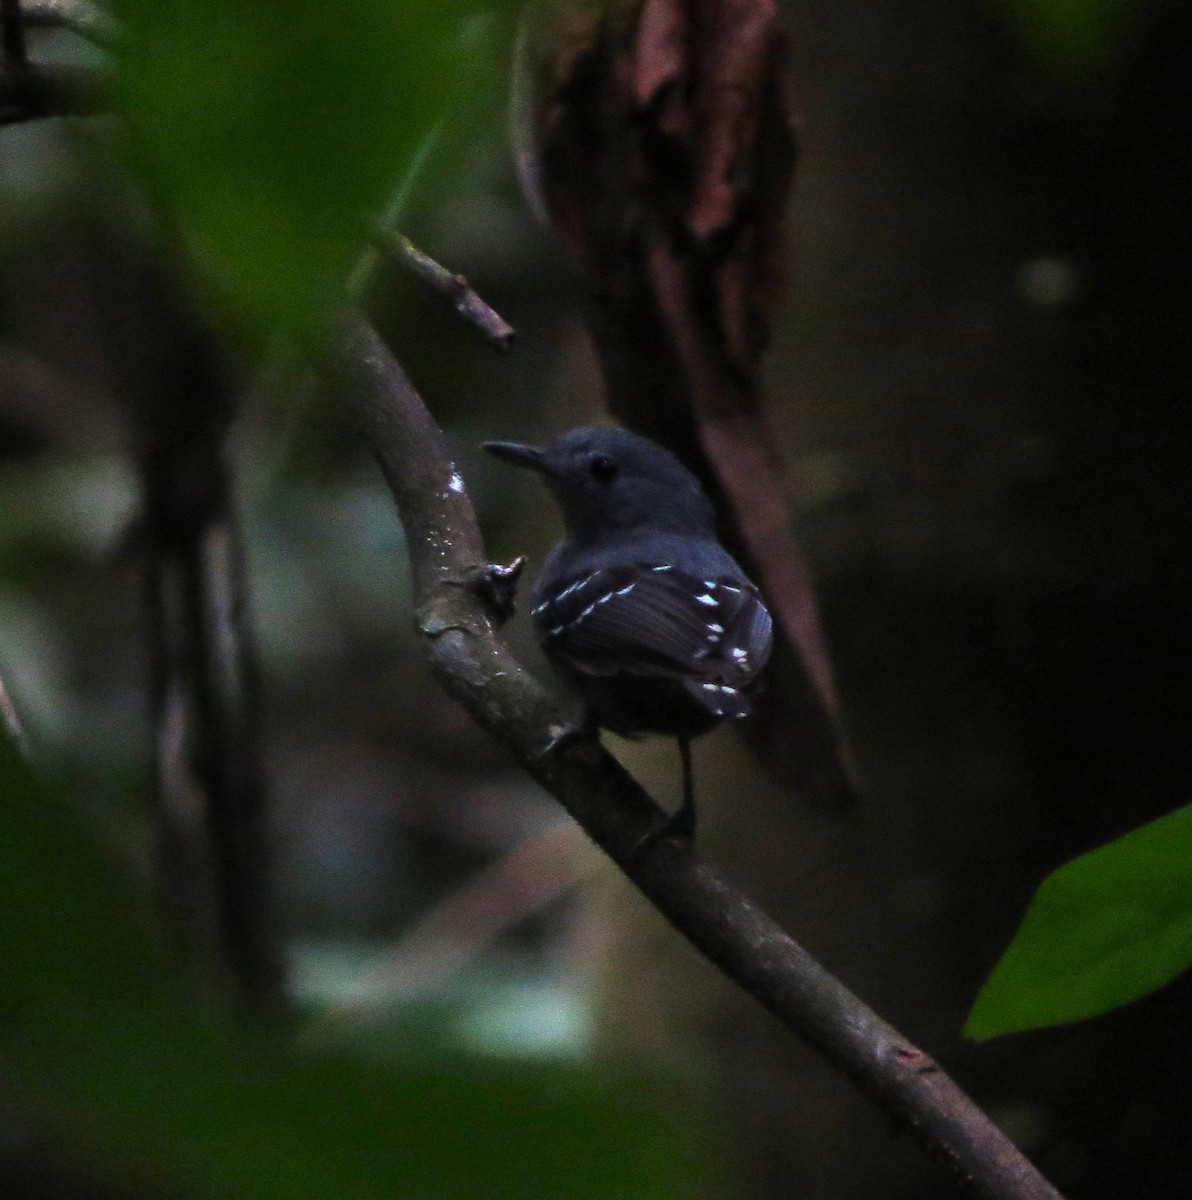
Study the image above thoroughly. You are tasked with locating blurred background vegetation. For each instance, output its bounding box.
[4,0,1192,1197]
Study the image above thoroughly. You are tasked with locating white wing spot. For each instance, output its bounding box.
[732,648,749,665]
[704,579,717,589]
[720,584,742,594]
[651,564,672,572]
[615,584,635,596]
[695,594,718,607]
[707,623,724,634]
[701,683,739,696]
[448,472,465,494]
[575,591,615,623]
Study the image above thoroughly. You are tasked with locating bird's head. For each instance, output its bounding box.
[483,427,716,544]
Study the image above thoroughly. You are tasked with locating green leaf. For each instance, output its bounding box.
[965,801,1192,1040]
[0,741,703,1198]
[110,0,462,333]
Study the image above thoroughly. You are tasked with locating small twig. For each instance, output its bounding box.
[328,309,1064,1200]
[19,0,118,49]
[369,223,516,353]
[0,63,108,125]
[346,110,450,303]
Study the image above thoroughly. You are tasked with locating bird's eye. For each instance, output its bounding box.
[589,455,619,482]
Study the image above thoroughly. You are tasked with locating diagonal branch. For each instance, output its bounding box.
[328,309,1065,1200]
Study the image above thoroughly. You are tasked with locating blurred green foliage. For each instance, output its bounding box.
[998,0,1144,80]
[0,9,706,1193]
[966,801,1192,1038]
[0,739,702,1198]
[110,0,464,333]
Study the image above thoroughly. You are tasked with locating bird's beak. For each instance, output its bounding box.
[482,441,551,475]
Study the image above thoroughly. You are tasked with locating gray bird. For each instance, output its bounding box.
[484,426,773,838]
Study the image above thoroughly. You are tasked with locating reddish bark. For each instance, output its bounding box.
[515,0,854,807]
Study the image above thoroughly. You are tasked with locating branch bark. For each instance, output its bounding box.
[328,309,1065,1200]
[513,0,855,811]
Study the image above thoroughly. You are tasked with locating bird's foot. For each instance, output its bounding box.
[465,556,526,626]
[628,802,696,859]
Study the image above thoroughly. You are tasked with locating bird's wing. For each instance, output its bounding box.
[532,565,772,688]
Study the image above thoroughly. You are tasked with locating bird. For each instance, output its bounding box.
[483,426,773,839]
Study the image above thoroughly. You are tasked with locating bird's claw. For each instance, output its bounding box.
[628,804,696,859]
[470,556,526,625]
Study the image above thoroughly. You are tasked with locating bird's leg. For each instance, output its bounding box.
[628,736,697,857]
[637,735,697,846]
[672,735,697,839]
[467,556,526,626]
